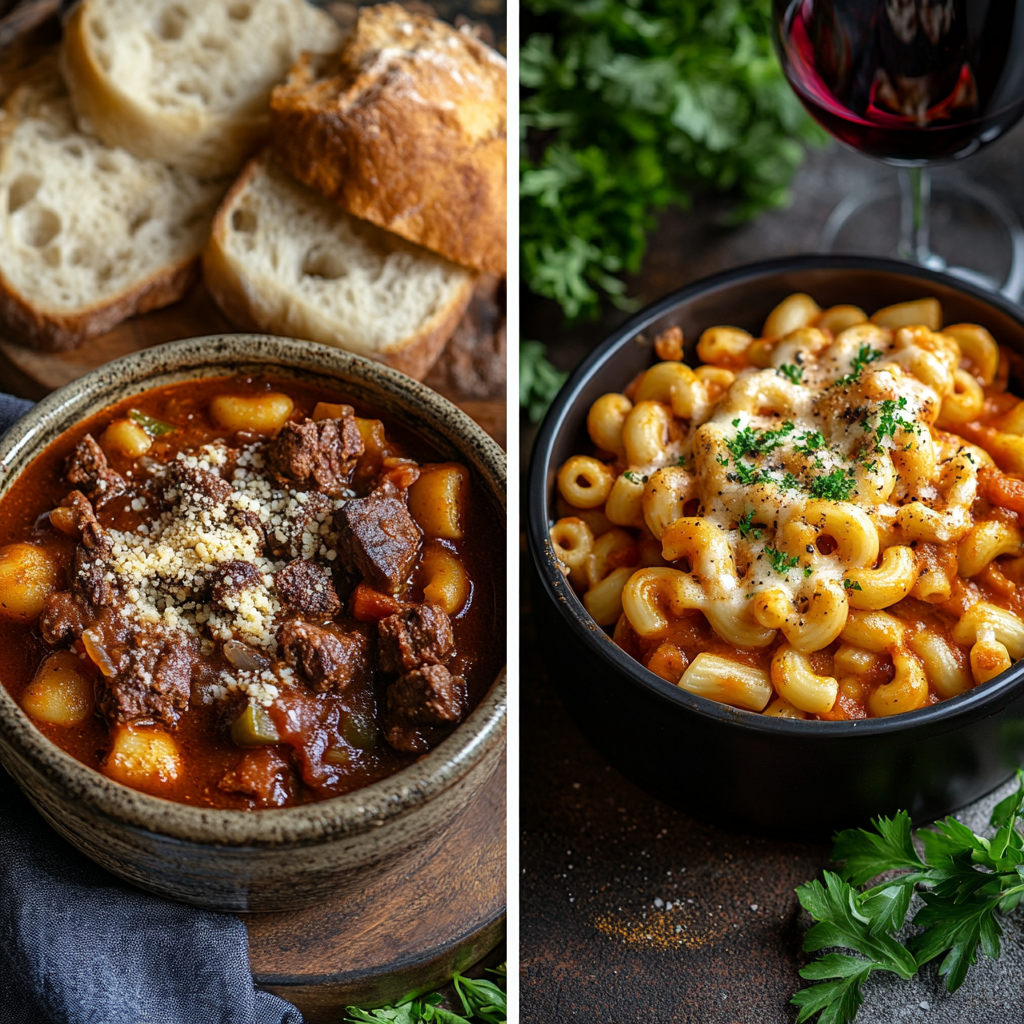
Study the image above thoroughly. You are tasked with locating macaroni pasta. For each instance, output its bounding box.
[550,293,1024,720]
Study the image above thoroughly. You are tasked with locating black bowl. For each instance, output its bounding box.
[526,254,1024,842]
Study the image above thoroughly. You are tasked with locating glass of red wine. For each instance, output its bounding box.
[772,0,1024,298]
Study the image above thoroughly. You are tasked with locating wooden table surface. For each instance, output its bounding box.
[519,124,1024,1022]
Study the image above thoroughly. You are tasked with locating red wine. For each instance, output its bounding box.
[773,0,1024,163]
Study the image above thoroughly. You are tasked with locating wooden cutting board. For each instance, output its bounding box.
[248,759,506,1019]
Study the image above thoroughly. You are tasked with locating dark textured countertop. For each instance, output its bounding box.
[520,128,1024,1023]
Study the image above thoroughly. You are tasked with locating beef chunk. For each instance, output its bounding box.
[210,560,264,608]
[167,462,233,505]
[335,490,421,594]
[377,604,454,674]
[267,416,364,495]
[96,626,196,727]
[266,491,332,559]
[73,546,117,608]
[385,664,465,753]
[66,435,124,506]
[218,748,294,808]
[275,559,340,615]
[40,591,90,646]
[279,619,371,694]
[387,664,463,725]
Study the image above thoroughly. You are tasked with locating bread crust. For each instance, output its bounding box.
[203,154,475,380]
[0,258,200,352]
[270,4,506,276]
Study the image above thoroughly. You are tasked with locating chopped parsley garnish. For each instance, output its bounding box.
[803,566,813,578]
[738,510,762,540]
[623,471,648,485]
[843,579,863,591]
[779,363,804,385]
[779,472,801,491]
[765,546,800,575]
[795,430,827,454]
[732,461,765,486]
[717,455,729,467]
[834,343,883,386]
[810,468,856,502]
[862,459,877,472]
[727,421,796,461]
[676,454,686,466]
[875,396,918,442]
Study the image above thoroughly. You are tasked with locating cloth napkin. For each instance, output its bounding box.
[0,396,303,1024]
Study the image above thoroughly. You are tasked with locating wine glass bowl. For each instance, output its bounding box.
[771,0,1024,297]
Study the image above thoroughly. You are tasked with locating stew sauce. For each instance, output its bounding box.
[0,376,503,809]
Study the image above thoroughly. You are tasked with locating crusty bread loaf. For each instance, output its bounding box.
[203,152,476,379]
[60,0,344,178]
[0,59,225,352]
[270,3,506,276]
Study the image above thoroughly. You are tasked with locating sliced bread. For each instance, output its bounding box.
[203,152,476,379]
[60,0,344,178]
[0,59,226,351]
[270,3,506,276]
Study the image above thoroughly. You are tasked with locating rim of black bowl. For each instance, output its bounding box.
[527,253,1024,738]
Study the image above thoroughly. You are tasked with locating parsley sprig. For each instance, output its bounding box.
[793,773,1024,1023]
[779,363,804,385]
[345,969,507,1024]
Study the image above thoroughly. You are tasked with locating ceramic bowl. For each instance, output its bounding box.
[0,335,506,911]
[527,255,1024,842]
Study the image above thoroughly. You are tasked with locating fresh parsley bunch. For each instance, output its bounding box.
[521,0,827,321]
[520,340,569,422]
[793,772,1024,1024]
[343,969,507,1024]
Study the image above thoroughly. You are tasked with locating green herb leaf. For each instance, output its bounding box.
[809,469,855,502]
[794,773,1024,1020]
[779,363,804,384]
[832,811,926,887]
[623,470,648,485]
[791,954,876,1024]
[128,409,175,436]
[737,509,761,540]
[521,0,828,320]
[843,579,862,592]
[765,545,799,575]
[520,341,569,422]
[453,974,508,1024]
[796,431,827,454]
[874,397,917,442]
[834,344,883,387]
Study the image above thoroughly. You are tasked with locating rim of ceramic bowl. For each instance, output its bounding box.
[0,334,507,847]
[528,253,1024,739]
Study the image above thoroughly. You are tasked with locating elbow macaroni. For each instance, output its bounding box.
[551,292,1024,719]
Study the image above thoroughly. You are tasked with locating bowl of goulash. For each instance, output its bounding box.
[527,255,1024,840]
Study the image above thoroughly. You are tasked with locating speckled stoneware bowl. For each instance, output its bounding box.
[0,335,506,912]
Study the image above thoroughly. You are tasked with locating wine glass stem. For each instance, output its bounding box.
[898,167,933,265]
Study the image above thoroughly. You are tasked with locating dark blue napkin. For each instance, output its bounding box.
[0,397,303,1024]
